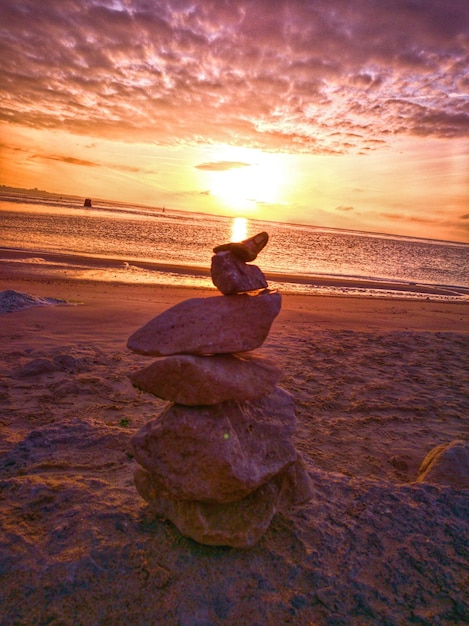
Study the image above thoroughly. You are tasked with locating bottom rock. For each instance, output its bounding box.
[134,457,313,548]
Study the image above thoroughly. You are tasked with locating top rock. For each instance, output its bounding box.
[213,231,269,262]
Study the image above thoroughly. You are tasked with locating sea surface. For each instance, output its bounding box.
[1,188,468,301]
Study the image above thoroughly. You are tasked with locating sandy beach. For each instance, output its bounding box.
[0,273,468,625]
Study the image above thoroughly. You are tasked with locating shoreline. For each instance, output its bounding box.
[1,245,468,301]
[1,272,468,334]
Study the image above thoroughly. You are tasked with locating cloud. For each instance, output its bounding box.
[31,151,154,173]
[0,0,468,153]
[36,154,101,167]
[379,212,441,225]
[336,205,355,212]
[195,161,251,171]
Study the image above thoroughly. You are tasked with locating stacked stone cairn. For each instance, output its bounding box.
[127,232,313,548]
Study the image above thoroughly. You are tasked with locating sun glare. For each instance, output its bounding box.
[204,148,285,214]
[230,217,248,242]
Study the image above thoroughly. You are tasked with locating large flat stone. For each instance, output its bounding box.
[130,386,297,503]
[133,455,313,548]
[129,353,281,405]
[134,467,279,548]
[211,251,267,295]
[127,290,281,356]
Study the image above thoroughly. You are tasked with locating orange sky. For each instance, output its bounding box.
[0,0,468,242]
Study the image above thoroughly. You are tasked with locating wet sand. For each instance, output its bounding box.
[2,246,468,299]
[0,274,468,624]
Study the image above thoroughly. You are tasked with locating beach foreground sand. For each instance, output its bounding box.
[1,275,468,625]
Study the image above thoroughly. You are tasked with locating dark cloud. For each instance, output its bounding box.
[0,0,468,153]
[380,212,440,225]
[32,151,151,173]
[36,154,101,167]
[195,161,251,171]
[336,205,355,212]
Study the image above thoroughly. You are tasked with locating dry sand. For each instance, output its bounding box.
[0,275,468,625]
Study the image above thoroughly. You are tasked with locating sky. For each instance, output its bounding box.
[0,0,468,242]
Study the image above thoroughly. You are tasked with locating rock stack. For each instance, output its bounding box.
[127,232,313,548]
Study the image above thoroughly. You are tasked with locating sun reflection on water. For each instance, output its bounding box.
[231,216,248,242]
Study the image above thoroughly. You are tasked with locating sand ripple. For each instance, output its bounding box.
[0,331,468,624]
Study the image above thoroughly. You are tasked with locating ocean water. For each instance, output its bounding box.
[0,189,468,301]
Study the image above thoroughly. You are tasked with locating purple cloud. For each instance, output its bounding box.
[0,0,467,153]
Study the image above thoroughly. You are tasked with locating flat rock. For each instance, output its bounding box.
[134,467,279,548]
[130,386,297,503]
[211,251,267,295]
[0,289,67,314]
[127,290,281,356]
[129,353,281,405]
[416,440,469,489]
[213,231,269,262]
[133,454,313,548]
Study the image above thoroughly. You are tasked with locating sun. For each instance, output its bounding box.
[203,148,285,213]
